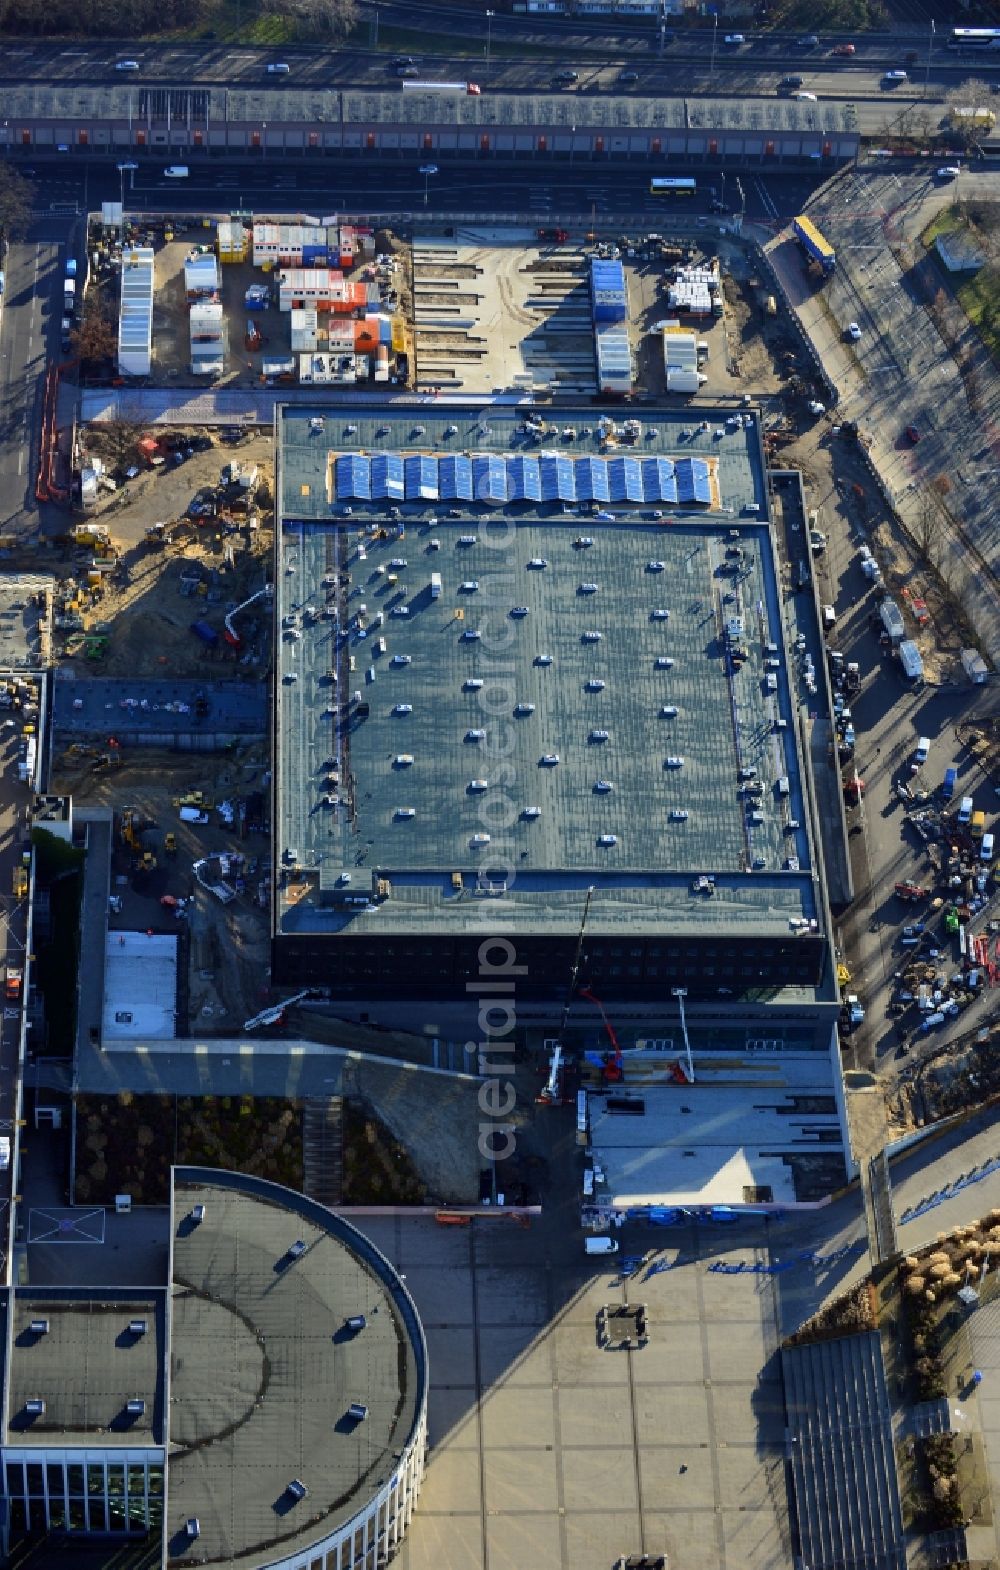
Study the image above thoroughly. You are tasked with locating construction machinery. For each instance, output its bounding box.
[243,989,315,1031]
[136,850,157,875]
[12,866,27,899]
[5,966,23,1002]
[164,832,178,856]
[173,791,213,811]
[120,807,143,852]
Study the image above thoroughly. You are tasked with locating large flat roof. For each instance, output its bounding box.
[587,1054,847,1210]
[169,1172,424,1570]
[6,1291,164,1446]
[1,82,858,137]
[275,405,820,943]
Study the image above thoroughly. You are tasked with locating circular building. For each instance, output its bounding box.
[168,1168,427,1570]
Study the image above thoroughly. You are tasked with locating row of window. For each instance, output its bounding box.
[5,1461,162,1498]
[7,1494,161,1535]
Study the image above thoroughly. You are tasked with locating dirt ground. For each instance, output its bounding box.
[143,227,385,388]
[51,749,272,1032]
[59,431,274,678]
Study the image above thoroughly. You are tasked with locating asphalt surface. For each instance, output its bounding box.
[18,159,821,223]
[0,218,76,536]
[804,165,1000,648]
[1,34,997,103]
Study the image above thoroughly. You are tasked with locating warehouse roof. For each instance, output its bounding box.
[169,1171,425,1570]
[275,405,819,943]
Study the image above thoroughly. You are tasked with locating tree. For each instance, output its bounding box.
[71,301,118,367]
[0,165,35,247]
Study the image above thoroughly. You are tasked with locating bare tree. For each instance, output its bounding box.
[70,302,118,367]
[0,165,35,247]
[913,492,942,566]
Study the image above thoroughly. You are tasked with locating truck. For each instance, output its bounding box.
[898,638,924,684]
[63,277,76,312]
[792,215,836,275]
[401,80,480,93]
[430,572,442,599]
[5,966,22,1002]
[879,597,905,645]
[947,106,996,132]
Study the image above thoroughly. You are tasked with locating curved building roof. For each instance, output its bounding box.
[168,1169,426,1569]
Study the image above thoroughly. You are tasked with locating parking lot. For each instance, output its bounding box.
[774,166,1000,668]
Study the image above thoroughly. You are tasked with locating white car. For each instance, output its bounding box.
[808,400,826,416]
[164,166,189,179]
[846,322,862,341]
[883,69,907,82]
[792,90,818,101]
[115,59,141,71]
[724,33,745,44]
[936,165,961,180]
[267,61,291,73]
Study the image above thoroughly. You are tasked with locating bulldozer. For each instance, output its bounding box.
[136,850,157,875]
[164,832,178,856]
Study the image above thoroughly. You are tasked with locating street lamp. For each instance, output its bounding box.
[419,162,438,207]
[486,9,495,70]
[923,18,935,100]
[710,12,719,79]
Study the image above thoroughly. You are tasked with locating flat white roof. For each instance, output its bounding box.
[102,931,178,1041]
[588,1056,844,1209]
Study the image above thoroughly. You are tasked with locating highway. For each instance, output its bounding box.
[17,157,823,221]
[0,34,997,101]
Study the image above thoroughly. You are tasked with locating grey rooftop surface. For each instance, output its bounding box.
[276,405,818,941]
[53,676,268,738]
[169,1172,424,1570]
[782,1332,906,1570]
[6,1292,164,1446]
[0,574,53,671]
[3,82,858,136]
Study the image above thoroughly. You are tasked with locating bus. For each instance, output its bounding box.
[650,177,697,196]
[948,27,1000,49]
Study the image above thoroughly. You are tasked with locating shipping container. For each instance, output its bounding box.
[792,215,836,274]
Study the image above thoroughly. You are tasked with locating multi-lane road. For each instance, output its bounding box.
[1,34,997,102]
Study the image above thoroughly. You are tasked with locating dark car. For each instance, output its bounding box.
[779,74,803,92]
[554,68,579,84]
